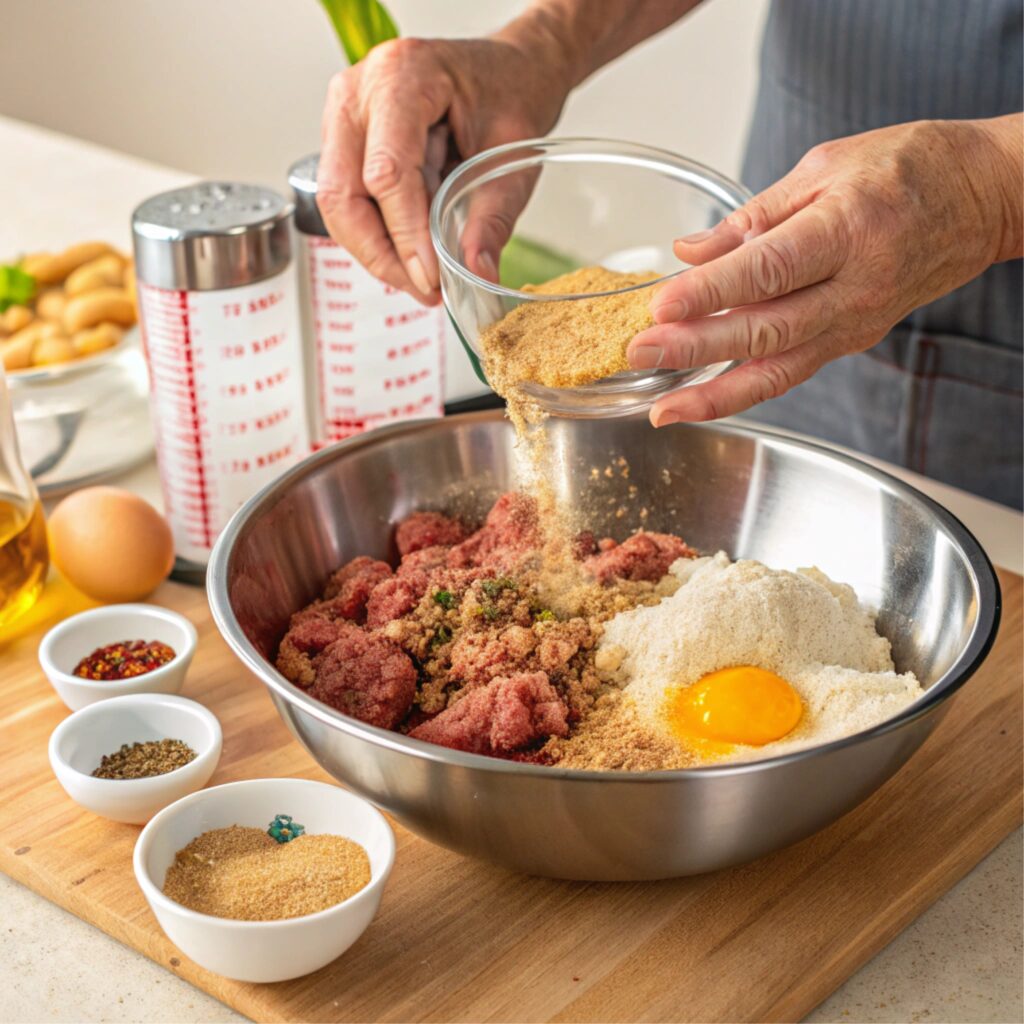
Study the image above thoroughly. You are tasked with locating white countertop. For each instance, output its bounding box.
[1,115,1021,1024]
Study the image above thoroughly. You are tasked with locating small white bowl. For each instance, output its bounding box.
[133,778,395,983]
[49,693,222,824]
[39,604,197,711]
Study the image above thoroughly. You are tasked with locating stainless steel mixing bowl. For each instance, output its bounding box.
[207,414,1000,880]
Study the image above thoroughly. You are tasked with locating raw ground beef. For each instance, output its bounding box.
[307,623,416,729]
[321,556,392,623]
[274,492,696,760]
[584,531,696,583]
[395,512,468,555]
[408,672,569,755]
[448,492,541,570]
[365,571,430,629]
[397,545,451,576]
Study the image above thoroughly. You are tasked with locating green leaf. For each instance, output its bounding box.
[500,235,578,290]
[318,0,399,65]
[431,624,452,648]
[0,264,35,314]
[480,576,515,600]
[433,589,455,610]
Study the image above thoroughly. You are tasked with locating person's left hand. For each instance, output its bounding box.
[628,116,1023,427]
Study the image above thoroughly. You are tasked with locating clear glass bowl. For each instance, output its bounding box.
[8,329,153,495]
[430,138,752,418]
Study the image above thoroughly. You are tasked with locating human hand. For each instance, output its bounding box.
[629,116,1024,426]
[317,30,572,304]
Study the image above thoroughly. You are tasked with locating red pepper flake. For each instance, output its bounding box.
[72,640,176,680]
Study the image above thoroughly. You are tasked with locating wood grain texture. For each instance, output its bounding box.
[1,571,1020,1024]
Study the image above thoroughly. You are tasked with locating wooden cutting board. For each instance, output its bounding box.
[1,570,1020,1024]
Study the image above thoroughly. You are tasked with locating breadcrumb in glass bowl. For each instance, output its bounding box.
[429,138,752,419]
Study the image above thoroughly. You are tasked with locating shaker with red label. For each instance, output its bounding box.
[132,183,310,573]
[288,154,446,448]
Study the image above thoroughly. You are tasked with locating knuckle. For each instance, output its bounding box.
[726,196,770,237]
[689,390,722,422]
[475,208,515,242]
[749,358,795,404]
[800,141,837,175]
[744,312,789,359]
[326,70,354,105]
[368,36,423,69]
[363,149,403,196]
[747,238,796,297]
[693,272,726,313]
[361,245,399,284]
[315,186,343,218]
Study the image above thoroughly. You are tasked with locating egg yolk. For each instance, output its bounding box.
[666,666,803,756]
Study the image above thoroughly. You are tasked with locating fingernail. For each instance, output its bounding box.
[654,411,682,428]
[629,345,665,370]
[677,227,715,245]
[477,250,498,283]
[406,253,433,295]
[653,299,687,323]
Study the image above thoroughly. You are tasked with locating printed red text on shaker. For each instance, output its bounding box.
[132,183,310,573]
[289,155,445,447]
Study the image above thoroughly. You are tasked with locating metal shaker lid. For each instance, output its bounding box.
[288,154,329,237]
[132,182,294,291]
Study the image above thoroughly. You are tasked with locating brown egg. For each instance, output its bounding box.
[48,487,175,602]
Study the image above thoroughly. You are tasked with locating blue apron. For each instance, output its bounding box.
[741,0,1023,508]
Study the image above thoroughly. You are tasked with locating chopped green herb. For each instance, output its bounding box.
[535,609,556,622]
[481,577,515,600]
[482,604,499,621]
[0,264,35,313]
[431,624,452,648]
[433,589,455,609]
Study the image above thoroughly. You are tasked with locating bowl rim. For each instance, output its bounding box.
[39,603,198,692]
[132,777,395,929]
[207,412,1002,783]
[48,691,222,789]
[428,136,752,302]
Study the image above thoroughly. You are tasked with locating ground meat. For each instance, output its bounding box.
[408,671,569,755]
[449,625,538,687]
[365,571,430,629]
[395,511,468,556]
[321,556,393,623]
[309,625,417,729]
[448,492,541,570]
[276,615,352,688]
[397,545,451,576]
[276,491,697,764]
[584,531,696,583]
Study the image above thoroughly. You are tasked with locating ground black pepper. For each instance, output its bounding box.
[92,738,196,779]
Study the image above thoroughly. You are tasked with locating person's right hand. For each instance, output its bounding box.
[317,33,572,305]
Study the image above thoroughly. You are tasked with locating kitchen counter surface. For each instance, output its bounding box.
[1,114,1021,1024]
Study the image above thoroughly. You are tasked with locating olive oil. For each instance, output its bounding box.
[0,497,48,627]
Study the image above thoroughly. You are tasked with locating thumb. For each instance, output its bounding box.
[459,165,540,283]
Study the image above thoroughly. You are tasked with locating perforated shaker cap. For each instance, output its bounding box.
[132,182,294,291]
[287,154,328,237]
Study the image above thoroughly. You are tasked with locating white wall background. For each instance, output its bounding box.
[0,0,769,191]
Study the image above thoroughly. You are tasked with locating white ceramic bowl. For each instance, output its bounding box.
[49,693,222,824]
[133,778,395,982]
[39,603,197,710]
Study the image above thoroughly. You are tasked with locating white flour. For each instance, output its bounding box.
[600,553,924,761]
